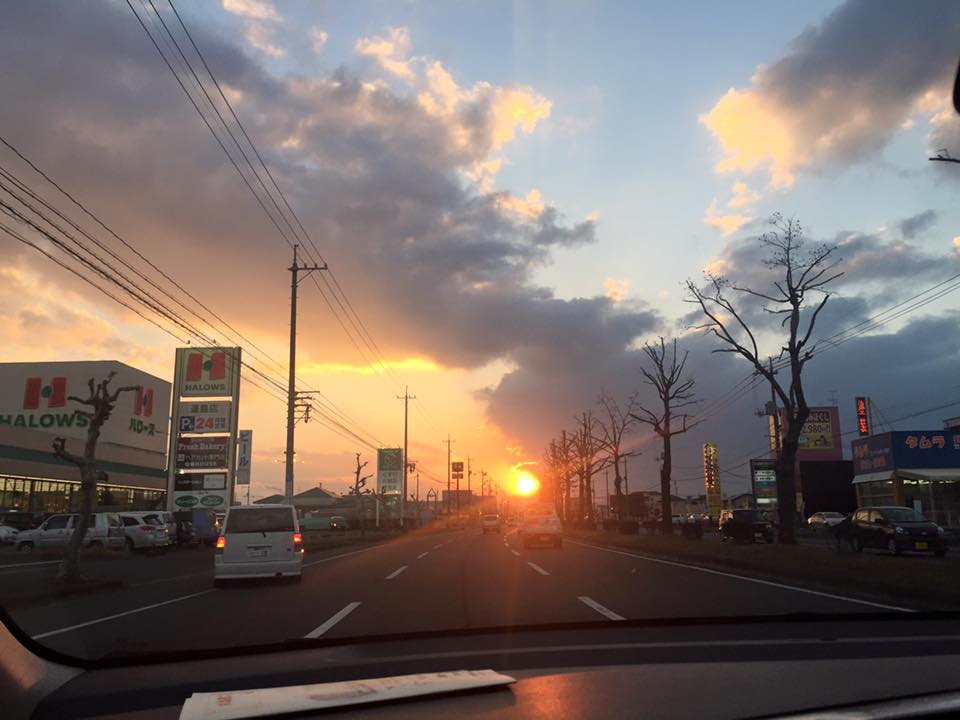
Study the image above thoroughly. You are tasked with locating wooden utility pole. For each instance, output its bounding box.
[397,386,416,527]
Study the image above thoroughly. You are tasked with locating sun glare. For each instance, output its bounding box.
[515,470,539,496]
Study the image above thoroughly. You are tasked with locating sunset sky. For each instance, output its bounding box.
[2,0,960,501]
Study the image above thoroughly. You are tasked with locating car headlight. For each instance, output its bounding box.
[895,526,905,534]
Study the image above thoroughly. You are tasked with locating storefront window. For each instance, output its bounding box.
[856,479,895,507]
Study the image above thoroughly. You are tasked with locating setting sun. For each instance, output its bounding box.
[515,470,540,496]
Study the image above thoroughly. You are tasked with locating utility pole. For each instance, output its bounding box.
[769,357,781,459]
[480,469,487,497]
[285,244,326,503]
[444,434,454,514]
[397,386,416,528]
[604,468,609,519]
[467,457,472,498]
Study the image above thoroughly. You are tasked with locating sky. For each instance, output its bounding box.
[1,0,960,501]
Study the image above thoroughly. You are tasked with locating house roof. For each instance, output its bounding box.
[294,486,336,500]
[254,494,285,504]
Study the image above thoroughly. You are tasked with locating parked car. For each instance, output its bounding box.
[481,514,501,534]
[0,525,19,544]
[329,516,349,531]
[807,511,846,529]
[0,511,43,531]
[519,513,562,548]
[719,509,774,544]
[119,512,171,553]
[15,512,124,552]
[214,505,303,584]
[846,506,947,556]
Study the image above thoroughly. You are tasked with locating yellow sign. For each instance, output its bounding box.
[703,443,722,517]
[798,409,834,450]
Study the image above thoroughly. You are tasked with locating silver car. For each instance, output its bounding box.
[15,513,124,552]
[119,512,172,552]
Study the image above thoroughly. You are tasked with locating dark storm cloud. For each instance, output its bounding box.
[899,210,938,240]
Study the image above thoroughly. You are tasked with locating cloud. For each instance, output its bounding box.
[309,27,328,54]
[0,1,631,471]
[222,0,278,21]
[354,26,414,81]
[700,0,960,187]
[727,181,761,210]
[898,209,939,239]
[242,22,284,58]
[604,278,628,304]
[703,198,752,236]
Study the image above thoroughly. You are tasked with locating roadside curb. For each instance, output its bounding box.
[564,534,949,612]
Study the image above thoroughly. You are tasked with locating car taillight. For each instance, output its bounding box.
[142,525,156,532]
[215,535,226,552]
[293,533,303,552]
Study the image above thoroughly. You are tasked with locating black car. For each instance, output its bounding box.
[719,509,774,543]
[847,506,947,556]
[0,511,43,531]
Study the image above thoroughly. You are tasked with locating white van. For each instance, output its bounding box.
[214,505,303,584]
[15,513,124,552]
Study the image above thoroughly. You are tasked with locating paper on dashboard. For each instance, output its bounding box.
[179,669,516,720]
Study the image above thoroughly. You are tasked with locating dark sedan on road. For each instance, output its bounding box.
[847,506,947,556]
[719,509,774,544]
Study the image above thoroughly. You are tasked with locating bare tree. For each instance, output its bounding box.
[569,411,610,525]
[685,213,842,544]
[545,430,576,522]
[593,392,640,519]
[52,372,136,584]
[348,453,373,535]
[630,338,700,535]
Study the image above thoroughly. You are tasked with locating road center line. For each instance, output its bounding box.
[510,549,520,557]
[433,544,443,550]
[385,565,408,580]
[578,595,625,621]
[565,539,913,613]
[31,590,216,640]
[527,561,550,576]
[417,551,429,559]
[304,602,361,639]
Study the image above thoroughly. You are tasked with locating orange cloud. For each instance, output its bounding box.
[703,198,752,236]
[700,88,797,188]
[355,27,414,81]
[604,278,629,304]
[727,180,761,210]
[496,189,545,220]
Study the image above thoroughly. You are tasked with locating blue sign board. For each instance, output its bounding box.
[852,431,960,475]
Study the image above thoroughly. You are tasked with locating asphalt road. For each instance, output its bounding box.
[1,527,909,660]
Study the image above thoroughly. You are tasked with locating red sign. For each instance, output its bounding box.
[855,396,869,436]
[22,376,67,409]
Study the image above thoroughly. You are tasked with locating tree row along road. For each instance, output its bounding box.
[4,528,899,659]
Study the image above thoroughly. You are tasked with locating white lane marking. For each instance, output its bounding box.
[566,539,913,613]
[510,549,520,557]
[304,602,361,639]
[433,544,443,550]
[578,595,625,621]
[417,551,429,560]
[385,565,408,580]
[0,560,59,569]
[32,590,215,640]
[527,561,550,576]
[302,543,385,568]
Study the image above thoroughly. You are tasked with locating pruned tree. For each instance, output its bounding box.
[52,372,136,584]
[630,338,700,535]
[685,213,842,544]
[570,411,610,525]
[593,391,640,519]
[348,453,373,535]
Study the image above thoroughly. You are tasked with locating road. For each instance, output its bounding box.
[1,528,908,659]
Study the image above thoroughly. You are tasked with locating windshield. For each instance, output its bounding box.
[225,509,295,534]
[2,0,960,664]
[882,508,929,523]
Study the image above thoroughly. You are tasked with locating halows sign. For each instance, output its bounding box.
[176,348,241,398]
[0,361,170,454]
